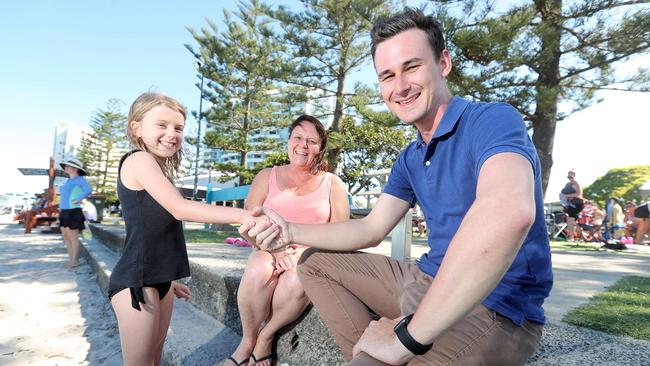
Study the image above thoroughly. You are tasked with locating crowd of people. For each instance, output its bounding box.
[558,170,650,245]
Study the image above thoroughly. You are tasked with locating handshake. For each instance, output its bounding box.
[239,206,291,252]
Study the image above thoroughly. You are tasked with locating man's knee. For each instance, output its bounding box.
[297,247,321,281]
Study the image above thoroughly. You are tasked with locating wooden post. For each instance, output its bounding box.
[391,210,412,261]
[47,156,56,207]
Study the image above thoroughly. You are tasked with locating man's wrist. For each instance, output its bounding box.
[394,314,433,355]
[287,223,296,245]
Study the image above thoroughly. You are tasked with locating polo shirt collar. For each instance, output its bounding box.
[416,96,469,147]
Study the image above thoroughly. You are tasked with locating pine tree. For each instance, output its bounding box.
[77,99,128,202]
[186,0,292,185]
[265,0,394,172]
[433,0,650,196]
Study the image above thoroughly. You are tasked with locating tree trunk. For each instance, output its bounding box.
[240,97,251,186]
[532,0,563,197]
[326,65,347,173]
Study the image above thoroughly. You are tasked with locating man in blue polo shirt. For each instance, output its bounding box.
[241,8,552,366]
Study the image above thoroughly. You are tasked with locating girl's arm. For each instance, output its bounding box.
[121,151,262,225]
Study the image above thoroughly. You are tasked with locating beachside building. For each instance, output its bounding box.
[52,123,90,187]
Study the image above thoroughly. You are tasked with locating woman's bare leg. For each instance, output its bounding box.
[226,250,277,366]
[251,268,310,366]
[65,228,81,267]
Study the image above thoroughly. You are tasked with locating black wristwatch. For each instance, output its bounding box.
[393,314,433,355]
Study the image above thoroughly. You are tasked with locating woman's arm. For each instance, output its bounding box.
[567,181,582,198]
[245,168,271,209]
[79,177,93,200]
[122,151,259,225]
[329,174,350,223]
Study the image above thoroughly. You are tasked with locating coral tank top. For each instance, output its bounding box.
[262,166,332,226]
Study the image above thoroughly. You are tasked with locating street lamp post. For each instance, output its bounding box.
[192,62,205,201]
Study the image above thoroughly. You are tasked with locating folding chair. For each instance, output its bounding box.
[549,212,568,239]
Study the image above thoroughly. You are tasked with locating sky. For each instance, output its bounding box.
[0,1,648,202]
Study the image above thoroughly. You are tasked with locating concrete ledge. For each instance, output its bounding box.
[84,223,578,365]
[86,223,345,365]
[87,223,125,253]
[185,244,344,365]
[80,231,240,366]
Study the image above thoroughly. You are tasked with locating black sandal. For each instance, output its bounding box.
[250,353,274,365]
[226,356,249,366]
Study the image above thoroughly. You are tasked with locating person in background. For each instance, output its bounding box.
[634,202,650,244]
[58,158,93,269]
[226,115,350,366]
[109,92,274,366]
[624,201,639,241]
[608,197,625,240]
[560,170,583,241]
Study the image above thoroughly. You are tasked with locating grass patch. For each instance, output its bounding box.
[563,276,650,340]
[549,240,603,252]
[183,229,237,244]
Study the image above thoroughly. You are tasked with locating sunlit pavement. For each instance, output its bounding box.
[0,215,121,365]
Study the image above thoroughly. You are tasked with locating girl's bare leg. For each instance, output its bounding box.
[111,287,166,366]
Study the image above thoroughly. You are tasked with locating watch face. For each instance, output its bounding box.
[395,317,409,331]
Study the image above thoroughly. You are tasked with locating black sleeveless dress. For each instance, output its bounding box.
[108,150,190,310]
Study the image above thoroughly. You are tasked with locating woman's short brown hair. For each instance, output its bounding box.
[288,114,329,174]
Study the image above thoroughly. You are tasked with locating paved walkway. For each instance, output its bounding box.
[0,217,121,366]
[2,216,650,365]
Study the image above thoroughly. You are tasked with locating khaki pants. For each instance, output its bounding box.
[298,249,543,366]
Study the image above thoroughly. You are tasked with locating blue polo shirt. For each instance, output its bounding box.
[384,96,553,326]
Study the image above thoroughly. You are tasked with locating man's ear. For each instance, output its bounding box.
[439,49,452,78]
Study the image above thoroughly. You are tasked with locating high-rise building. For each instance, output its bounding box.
[52,123,90,187]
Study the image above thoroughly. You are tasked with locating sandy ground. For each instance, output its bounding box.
[0,215,121,366]
[2,214,650,365]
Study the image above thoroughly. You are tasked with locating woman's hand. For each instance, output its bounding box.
[271,249,298,276]
[173,281,191,300]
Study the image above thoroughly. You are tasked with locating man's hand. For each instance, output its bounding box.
[239,206,292,252]
[172,281,191,300]
[352,316,415,365]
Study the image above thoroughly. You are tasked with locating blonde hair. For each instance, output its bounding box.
[127,92,187,181]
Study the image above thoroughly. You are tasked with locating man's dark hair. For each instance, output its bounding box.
[370,8,446,61]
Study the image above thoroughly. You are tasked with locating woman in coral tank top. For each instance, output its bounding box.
[225,115,350,366]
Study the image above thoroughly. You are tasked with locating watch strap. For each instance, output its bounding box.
[394,314,433,355]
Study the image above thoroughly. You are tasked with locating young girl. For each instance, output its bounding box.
[109,92,274,366]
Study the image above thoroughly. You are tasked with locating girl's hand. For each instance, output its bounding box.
[173,281,191,300]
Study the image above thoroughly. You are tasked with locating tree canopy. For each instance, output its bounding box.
[77,99,128,203]
[186,0,291,185]
[584,165,650,205]
[433,0,650,196]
